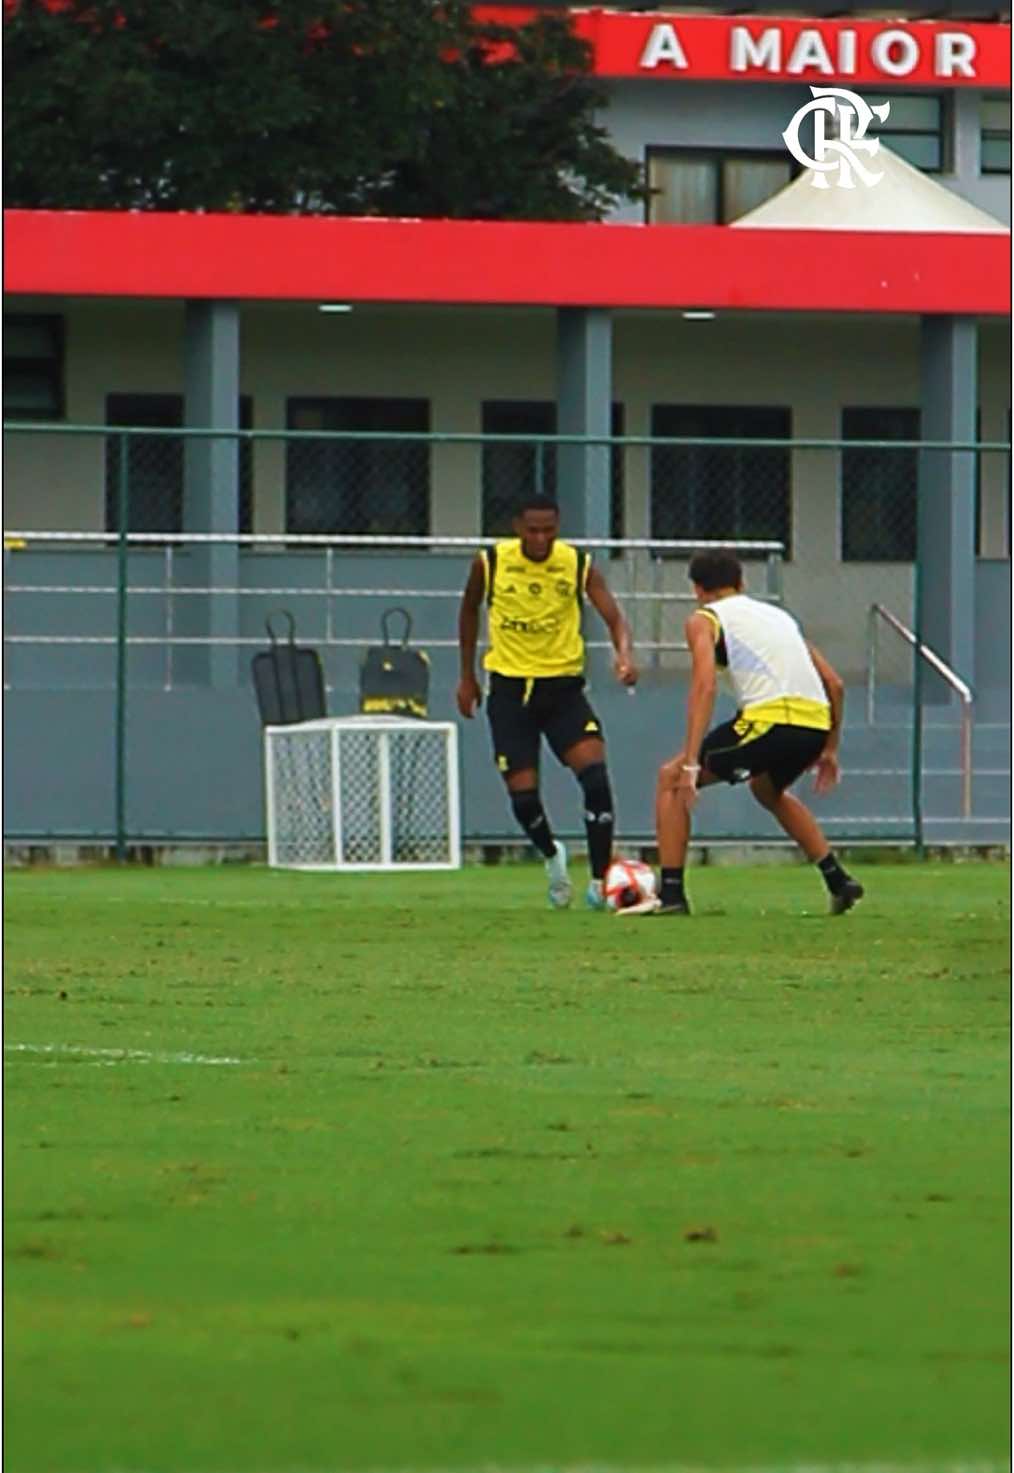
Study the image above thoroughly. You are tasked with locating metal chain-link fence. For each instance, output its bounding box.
[4,422,1010,852]
[8,422,1008,558]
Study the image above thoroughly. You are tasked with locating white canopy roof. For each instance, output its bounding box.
[731,144,1009,234]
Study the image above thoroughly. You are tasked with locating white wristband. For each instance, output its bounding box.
[683,763,701,773]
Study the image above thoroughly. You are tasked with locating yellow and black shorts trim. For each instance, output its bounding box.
[486,673,603,777]
[700,715,826,794]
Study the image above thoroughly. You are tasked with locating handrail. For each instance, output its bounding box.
[866,603,974,819]
[3,530,785,551]
[4,421,1012,452]
[2,533,787,693]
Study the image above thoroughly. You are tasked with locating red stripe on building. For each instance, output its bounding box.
[7,3,1009,87]
[3,209,1010,315]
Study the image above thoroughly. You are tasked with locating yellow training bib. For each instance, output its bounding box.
[481,539,590,679]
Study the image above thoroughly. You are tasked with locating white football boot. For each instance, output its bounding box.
[585,879,608,911]
[615,895,662,916]
[545,840,572,909]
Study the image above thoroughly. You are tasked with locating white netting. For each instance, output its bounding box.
[266,717,459,870]
[384,728,458,864]
[268,727,336,867]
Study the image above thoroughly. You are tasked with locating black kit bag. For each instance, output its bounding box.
[359,607,430,719]
[251,610,327,726]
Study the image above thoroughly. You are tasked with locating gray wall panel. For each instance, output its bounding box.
[4,562,1008,842]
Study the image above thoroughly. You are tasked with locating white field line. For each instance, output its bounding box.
[4,1042,250,1066]
[43,895,334,908]
[69,1462,1010,1473]
[277,1465,1011,1473]
[347,1464,1010,1473]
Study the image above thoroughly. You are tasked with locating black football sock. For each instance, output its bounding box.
[509,788,557,860]
[660,867,686,906]
[577,762,615,880]
[816,851,850,895]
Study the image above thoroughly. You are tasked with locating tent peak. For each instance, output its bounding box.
[731,145,1009,234]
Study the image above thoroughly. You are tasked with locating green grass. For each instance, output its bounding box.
[3,861,1010,1473]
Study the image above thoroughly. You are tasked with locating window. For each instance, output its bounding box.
[863,94,947,173]
[647,150,792,224]
[481,401,625,540]
[970,407,985,558]
[3,314,64,420]
[977,408,1012,559]
[286,398,429,536]
[981,95,1011,175]
[650,405,792,555]
[841,408,918,562]
[105,394,253,535]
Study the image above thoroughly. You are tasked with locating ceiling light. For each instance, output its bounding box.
[683,310,716,321]
[318,303,353,313]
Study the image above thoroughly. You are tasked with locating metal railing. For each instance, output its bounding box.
[3,530,785,859]
[3,531,785,692]
[5,417,1008,851]
[866,602,974,819]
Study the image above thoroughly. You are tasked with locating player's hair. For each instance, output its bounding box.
[516,493,560,518]
[688,549,744,591]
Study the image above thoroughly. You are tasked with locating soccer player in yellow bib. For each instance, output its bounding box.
[457,494,637,910]
[623,548,863,918]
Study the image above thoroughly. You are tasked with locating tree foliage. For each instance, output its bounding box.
[3,1,645,219]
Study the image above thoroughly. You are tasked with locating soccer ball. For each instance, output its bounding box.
[603,857,657,912]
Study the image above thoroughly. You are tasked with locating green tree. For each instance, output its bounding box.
[3,0,645,219]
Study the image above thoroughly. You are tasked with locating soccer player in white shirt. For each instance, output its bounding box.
[626,548,863,917]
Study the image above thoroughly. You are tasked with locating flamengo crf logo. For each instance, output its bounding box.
[783,86,891,188]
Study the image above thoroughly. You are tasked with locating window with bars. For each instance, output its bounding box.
[863,93,948,172]
[975,408,1010,559]
[650,404,792,554]
[981,95,1011,175]
[646,150,792,224]
[105,394,253,535]
[840,408,919,562]
[843,408,1002,561]
[480,400,625,540]
[4,314,64,421]
[285,398,429,536]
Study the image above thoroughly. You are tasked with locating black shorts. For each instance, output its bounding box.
[486,674,604,777]
[700,719,826,795]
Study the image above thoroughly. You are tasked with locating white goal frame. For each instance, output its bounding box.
[264,715,461,872]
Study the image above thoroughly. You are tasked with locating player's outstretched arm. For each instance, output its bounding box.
[585,565,638,687]
[456,556,486,718]
[807,641,845,793]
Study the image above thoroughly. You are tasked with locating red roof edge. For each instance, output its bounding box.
[3,208,1010,315]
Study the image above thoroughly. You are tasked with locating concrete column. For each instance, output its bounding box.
[918,315,977,702]
[949,89,981,185]
[183,300,241,686]
[556,308,612,540]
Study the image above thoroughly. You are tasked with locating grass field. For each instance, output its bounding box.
[3,860,1010,1473]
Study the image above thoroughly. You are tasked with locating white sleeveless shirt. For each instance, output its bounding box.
[701,594,831,733]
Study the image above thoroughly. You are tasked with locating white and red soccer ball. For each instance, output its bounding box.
[603,857,657,912]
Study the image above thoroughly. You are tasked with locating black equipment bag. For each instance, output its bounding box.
[251,610,327,726]
[359,607,430,719]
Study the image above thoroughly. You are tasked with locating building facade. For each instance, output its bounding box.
[3,4,1011,846]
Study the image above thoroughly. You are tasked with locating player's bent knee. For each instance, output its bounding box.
[504,768,539,793]
[657,752,687,794]
[749,775,779,809]
[564,737,605,771]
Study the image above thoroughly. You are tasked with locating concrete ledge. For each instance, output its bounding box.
[3,842,265,868]
[4,839,1009,868]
